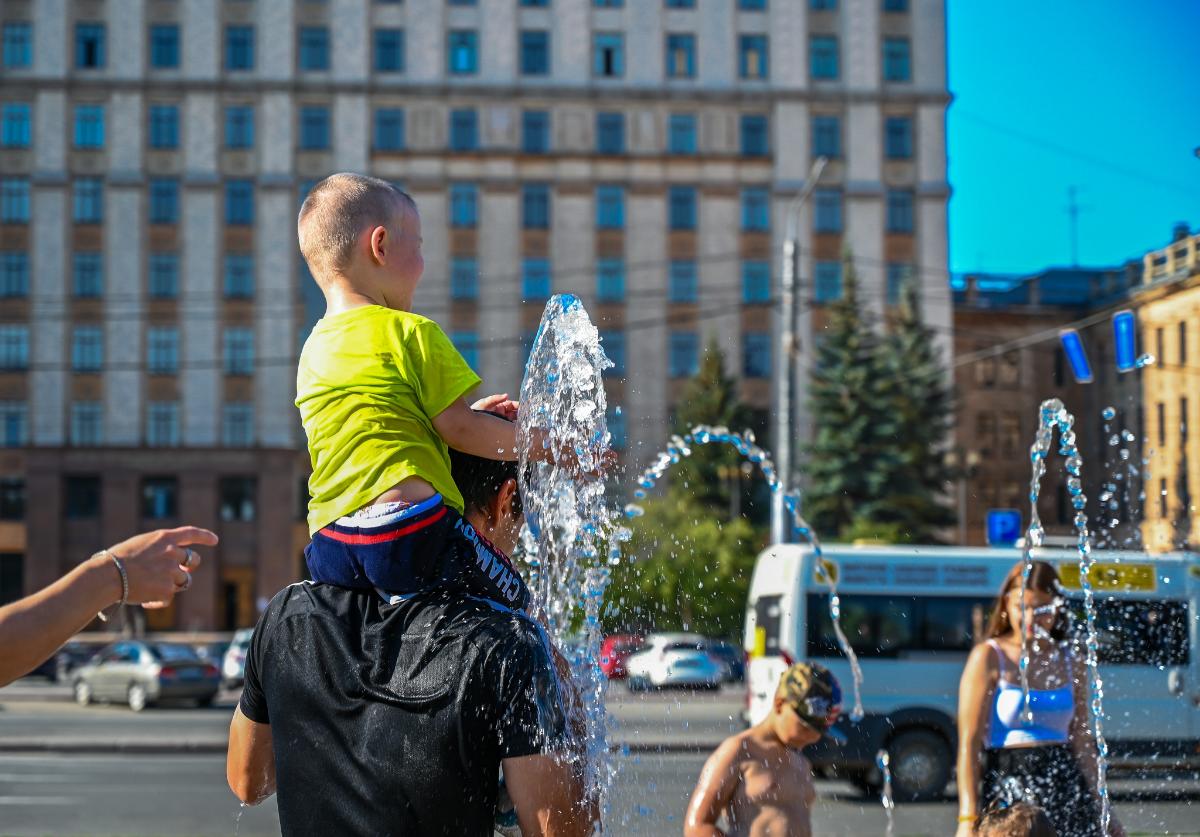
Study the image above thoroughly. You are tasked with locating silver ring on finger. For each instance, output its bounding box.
[177,572,192,592]
[183,548,197,570]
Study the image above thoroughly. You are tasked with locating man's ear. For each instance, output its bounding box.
[368,225,388,265]
[498,478,520,522]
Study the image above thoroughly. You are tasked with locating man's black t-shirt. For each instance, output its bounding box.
[239,583,566,836]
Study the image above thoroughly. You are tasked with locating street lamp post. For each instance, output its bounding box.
[770,156,828,545]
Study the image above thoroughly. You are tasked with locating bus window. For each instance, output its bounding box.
[807,594,994,658]
[1066,599,1189,667]
[755,595,782,656]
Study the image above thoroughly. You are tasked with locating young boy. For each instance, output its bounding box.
[295,172,530,609]
[684,662,842,837]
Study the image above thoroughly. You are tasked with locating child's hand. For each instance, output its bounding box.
[471,393,519,421]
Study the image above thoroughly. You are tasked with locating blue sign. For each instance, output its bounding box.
[986,509,1023,546]
[1058,329,1093,384]
[1113,310,1137,373]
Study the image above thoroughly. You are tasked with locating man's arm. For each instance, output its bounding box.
[227,706,276,805]
[684,738,744,837]
[503,753,591,837]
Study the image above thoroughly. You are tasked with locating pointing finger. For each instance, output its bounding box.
[162,527,219,548]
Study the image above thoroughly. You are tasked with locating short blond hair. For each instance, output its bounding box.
[297,173,415,278]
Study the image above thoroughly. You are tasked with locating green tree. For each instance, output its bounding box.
[804,249,901,537]
[873,274,957,541]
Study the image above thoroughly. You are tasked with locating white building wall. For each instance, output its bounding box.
[109,0,145,80]
[331,0,369,82]
[698,191,740,372]
[843,0,881,90]
[29,189,68,446]
[33,91,66,174]
[107,93,143,177]
[181,189,220,446]
[182,0,219,80]
[33,0,66,79]
[103,188,144,445]
[333,95,369,173]
[257,0,296,81]
[478,190,522,393]
[625,192,667,458]
[256,187,296,447]
[183,94,218,178]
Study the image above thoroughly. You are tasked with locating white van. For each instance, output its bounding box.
[743,544,1200,801]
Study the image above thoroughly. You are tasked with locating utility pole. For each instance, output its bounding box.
[770,156,828,545]
[1065,186,1092,268]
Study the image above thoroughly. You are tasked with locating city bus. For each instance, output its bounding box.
[743,544,1200,801]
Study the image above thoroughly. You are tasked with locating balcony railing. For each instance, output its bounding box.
[1143,232,1199,284]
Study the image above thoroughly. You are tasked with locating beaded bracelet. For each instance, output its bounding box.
[95,549,128,623]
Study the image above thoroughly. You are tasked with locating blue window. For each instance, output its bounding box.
[886,262,911,306]
[600,330,626,377]
[149,25,179,68]
[812,115,840,158]
[887,189,914,233]
[607,406,626,449]
[1,179,30,223]
[449,0,477,4]
[669,331,699,378]
[148,253,178,299]
[225,106,254,149]
[811,0,836,9]
[743,332,771,378]
[665,34,695,79]
[74,105,104,149]
[739,35,768,80]
[741,187,770,231]
[148,179,179,224]
[669,186,697,230]
[298,27,330,71]
[522,258,551,301]
[451,332,479,370]
[522,184,550,230]
[375,29,405,73]
[669,260,698,303]
[450,257,478,300]
[226,180,254,225]
[223,327,255,376]
[1,252,29,297]
[222,403,254,447]
[450,184,478,228]
[73,252,103,297]
[885,116,913,159]
[448,31,478,75]
[299,107,331,150]
[810,35,838,79]
[740,0,767,8]
[0,327,29,371]
[596,259,625,301]
[1,104,30,148]
[146,401,180,446]
[814,188,842,233]
[226,26,254,71]
[224,254,255,298]
[814,260,842,302]
[72,326,104,373]
[594,33,623,78]
[520,31,550,76]
[666,0,694,7]
[449,108,478,151]
[76,23,105,68]
[0,400,28,445]
[148,105,179,149]
[521,0,550,6]
[70,402,103,446]
[2,23,32,68]
[668,114,697,155]
[522,111,549,153]
[374,108,405,150]
[596,186,624,229]
[884,0,908,11]
[73,179,103,223]
[596,112,624,154]
[740,114,769,156]
[742,260,770,303]
[595,0,623,6]
[883,37,911,81]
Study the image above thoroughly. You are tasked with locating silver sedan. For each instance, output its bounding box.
[72,640,220,711]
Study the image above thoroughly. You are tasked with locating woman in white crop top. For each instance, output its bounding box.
[954,561,1124,837]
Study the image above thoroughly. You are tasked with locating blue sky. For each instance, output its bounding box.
[946,0,1200,276]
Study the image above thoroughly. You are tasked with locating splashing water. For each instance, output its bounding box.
[1020,398,1111,833]
[624,425,865,723]
[876,749,895,837]
[517,294,617,824]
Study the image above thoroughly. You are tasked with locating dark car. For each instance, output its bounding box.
[28,641,95,682]
[73,641,220,711]
[705,640,746,683]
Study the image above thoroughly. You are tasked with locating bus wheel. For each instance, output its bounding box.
[888,729,951,803]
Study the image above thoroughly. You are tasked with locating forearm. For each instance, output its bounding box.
[956,739,981,817]
[0,555,118,686]
[438,407,519,461]
[227,707,277,804]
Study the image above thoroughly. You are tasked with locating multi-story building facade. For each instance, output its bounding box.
[0,0,950,629]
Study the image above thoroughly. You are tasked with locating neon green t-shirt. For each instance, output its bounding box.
[296,305,482,534]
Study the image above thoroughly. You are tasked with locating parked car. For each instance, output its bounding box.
[222,628,254,688]
[72,641,220,711]
[28,641,96,682]
[705,640,746,683]
[197,641,231,666]
[624,633,724,690]
[599,634,644,679]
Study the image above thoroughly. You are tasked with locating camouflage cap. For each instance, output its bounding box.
[779,661,842,732]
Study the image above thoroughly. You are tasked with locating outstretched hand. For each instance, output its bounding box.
[471,393,519,421]
[106,526,219,609]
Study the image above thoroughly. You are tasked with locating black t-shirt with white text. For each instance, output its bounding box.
[239,583,565,836]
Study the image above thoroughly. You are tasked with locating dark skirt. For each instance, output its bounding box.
[982,745,1102,837]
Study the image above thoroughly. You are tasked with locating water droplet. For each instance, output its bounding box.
[1136,353,1156,368]
[1101,406,1116,420]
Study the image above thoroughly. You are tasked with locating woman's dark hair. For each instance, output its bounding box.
[983,560,1067,641]
[447,412,521,518]
[976,801,1057,837]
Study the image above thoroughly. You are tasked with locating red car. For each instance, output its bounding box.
[599,634,644,679]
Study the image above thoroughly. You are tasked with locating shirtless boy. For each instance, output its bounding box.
[684,662,842,837]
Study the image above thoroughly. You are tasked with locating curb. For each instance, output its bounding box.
[0,740,725,756]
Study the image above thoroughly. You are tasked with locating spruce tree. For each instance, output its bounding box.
[875,272,957,541]
[804,249,901,538]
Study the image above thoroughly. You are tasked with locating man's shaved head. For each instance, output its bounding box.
[297,173,416,278]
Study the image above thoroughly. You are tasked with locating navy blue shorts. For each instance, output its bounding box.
[305,495,530,611]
